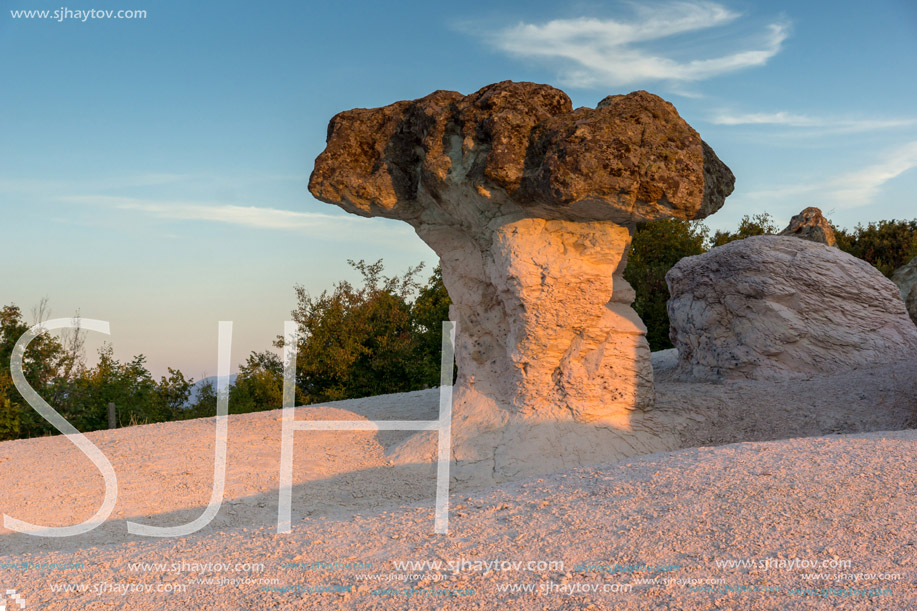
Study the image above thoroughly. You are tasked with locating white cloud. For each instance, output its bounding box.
[711,111,917,133]
[57,195,428,251]
[827,141,917,208]
[483,2,787,88]
[0,173,192,194]
[59,195,406,234]
[741,141,917,209]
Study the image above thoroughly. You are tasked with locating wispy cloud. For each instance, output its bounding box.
[477,2,788,89]
[0,173,193,194]
[59,195,416,237]
[827,141,917,208]
[742,141,917,209]
[710,111,917,133]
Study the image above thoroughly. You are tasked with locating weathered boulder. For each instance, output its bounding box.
[778,206,836,246]
[907,285,917,326]
[892,256,917,325]
[309,81,735,483]
[667,235,917,381]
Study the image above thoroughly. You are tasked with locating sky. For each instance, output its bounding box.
[1,0,916,379]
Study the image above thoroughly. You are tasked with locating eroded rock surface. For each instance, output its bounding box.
[309,81,734,483]
[667,235,917,381]
[779,206,836,246]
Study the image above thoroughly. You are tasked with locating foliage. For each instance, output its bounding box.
[624,219,709,351]
[709,212,778,247]
[0,303,77,439]
[410,265,453,385]
[281,259,450,405]
[5,212,913,441]
[57,346,192,430]
[0,304,195,438]
[834,219,917,277]
[183,378,218,420]
[0,264,454,439]
[228,351,284,414]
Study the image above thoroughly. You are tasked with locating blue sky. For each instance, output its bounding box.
[1,0,916,378]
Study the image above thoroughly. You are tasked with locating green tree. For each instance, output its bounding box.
[710,212,778,247]
[623,219,709,351]
[0,303,76,439]
[0,387,20,440]
[64,346,174,430]
[410,265,453,386]
[157,367,194,413]
[834,219,917,277]
[183,378,219,420]
[229,351,284,414]
[283,259,427,403]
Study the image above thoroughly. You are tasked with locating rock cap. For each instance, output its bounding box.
[309,81,735,226]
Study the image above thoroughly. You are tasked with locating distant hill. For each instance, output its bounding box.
[187,374,238,405]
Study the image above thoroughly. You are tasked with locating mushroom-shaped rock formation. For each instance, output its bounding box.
[309,81,735,483]
[779,206,836,246]
[666,236,917,381]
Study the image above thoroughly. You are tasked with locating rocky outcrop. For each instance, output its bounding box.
[907,286,917,326]
[892,256,917,325]
[309,81,735,483]
[778,206,836,246]
[667,235,917,381]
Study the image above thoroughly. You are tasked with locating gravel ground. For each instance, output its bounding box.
[0,356,914,610]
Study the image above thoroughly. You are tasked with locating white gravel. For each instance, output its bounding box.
[0,356,914,610]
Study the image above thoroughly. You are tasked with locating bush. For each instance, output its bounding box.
[283,259,451,405]
[624,219,708,351]
[410,265,453,385]
[228,351,284,414]
[834,219,917,277]
[0,302,196,438]
[62,347,182,430]
[709,212,778,247]
[0,304,76,439]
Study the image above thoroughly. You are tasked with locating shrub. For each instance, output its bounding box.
[834,219,917,277]
[283,259,451,405]
[709,212,778,247]
[624,219,708,351]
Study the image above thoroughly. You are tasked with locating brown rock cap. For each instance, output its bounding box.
[309,81,735,225]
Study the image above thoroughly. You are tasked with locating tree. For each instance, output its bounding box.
[64,346,174,430]
[157,368,194,413]
[623,219,709,351]
[276,259,459,405]
[183,378,219,420]
[0,303,75,439]
[283,259,427,403]
[229,351,284,414]
[710,212,778,247]
[410,265,453,386]
[834,219,917,277]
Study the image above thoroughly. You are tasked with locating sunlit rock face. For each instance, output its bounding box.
[779,206,837,246]
[667,235,917,382]
[309,81,735,483]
